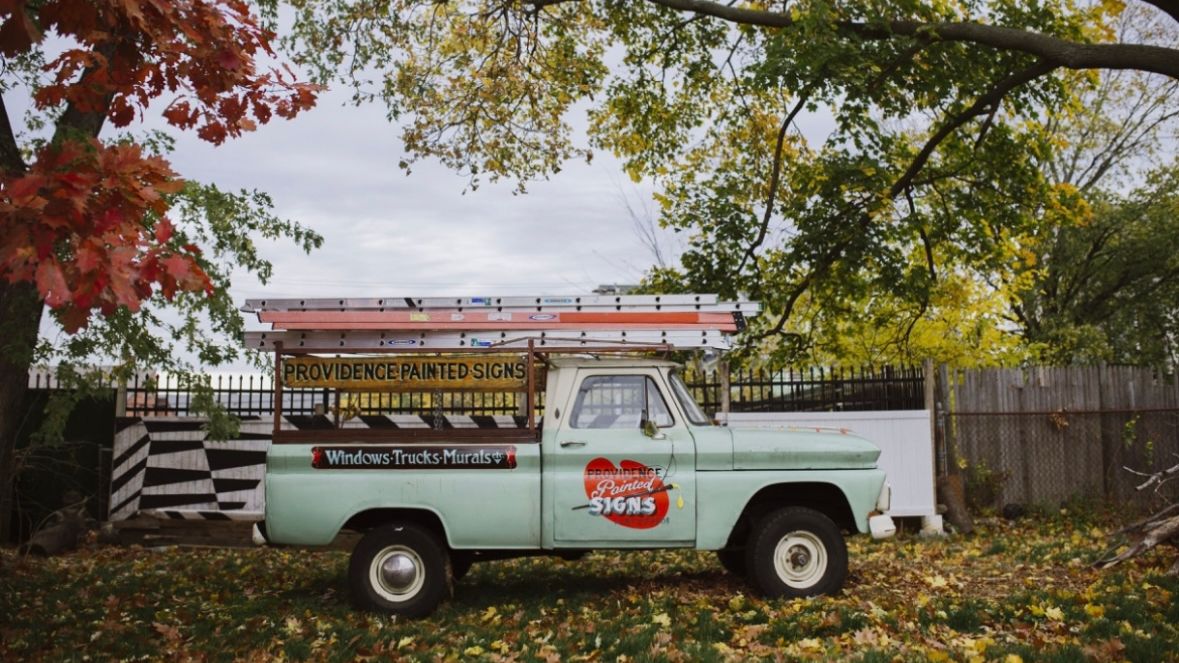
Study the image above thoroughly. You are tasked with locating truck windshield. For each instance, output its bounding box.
[669,370,711,425]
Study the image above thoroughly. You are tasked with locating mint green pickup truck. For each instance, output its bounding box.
[262,356,895,618]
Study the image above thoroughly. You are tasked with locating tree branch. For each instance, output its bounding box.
[736,78,819,276]
[889,60,1056,199]
[52,41,119,144]
[646,0,1179,80]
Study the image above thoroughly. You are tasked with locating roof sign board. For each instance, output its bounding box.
[282,355,528,391]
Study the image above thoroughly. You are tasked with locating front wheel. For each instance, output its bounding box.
[349,523,451,618]
[745,507,847,599]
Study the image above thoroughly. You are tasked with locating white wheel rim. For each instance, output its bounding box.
[773,531,827,588]
[369,544,425,603]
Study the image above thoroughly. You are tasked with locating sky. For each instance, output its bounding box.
[163,86,673,302]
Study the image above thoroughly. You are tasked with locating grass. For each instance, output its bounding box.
[1,512,1176,662]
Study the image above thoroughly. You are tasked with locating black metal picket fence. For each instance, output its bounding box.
[74,364,924,418]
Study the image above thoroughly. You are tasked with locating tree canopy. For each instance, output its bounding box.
[277,0,1179,365]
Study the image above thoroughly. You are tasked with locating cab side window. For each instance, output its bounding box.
[570,376,674,429]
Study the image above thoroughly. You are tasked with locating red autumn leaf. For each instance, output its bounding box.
[110,274,142,311]
[35,260,70,308]
[162,254,192,280]
[108,95,135,126]
[75,244,101,273]
[162,100,196,129]
[57,305,90,333]
[155,218,174,243]
[217,48,242,71]
[5,174,47,206]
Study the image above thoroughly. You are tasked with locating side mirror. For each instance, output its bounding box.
[642,419,667,440]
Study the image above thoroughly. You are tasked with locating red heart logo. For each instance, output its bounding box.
[583,457,669,529]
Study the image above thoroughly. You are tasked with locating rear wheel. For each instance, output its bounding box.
[745,507,847,599]
[349,523,451,618]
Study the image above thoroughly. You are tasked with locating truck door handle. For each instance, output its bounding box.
[559,440,586,448]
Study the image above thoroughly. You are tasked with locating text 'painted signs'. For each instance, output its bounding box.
[282,355,527,391]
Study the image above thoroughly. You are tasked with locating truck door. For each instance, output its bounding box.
[548,369,696,546]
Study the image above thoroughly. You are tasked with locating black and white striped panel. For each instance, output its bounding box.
[111,417,269,521]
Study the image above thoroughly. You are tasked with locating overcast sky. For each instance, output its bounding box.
[165,86,673,302]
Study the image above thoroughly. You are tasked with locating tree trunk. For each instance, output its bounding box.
[936,473,975,534]
[0,280,45,543]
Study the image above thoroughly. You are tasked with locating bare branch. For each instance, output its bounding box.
[1130,460,1179,492]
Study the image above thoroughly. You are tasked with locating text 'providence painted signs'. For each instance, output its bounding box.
[282,355,528,391]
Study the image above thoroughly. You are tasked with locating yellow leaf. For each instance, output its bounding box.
[798,638,822,651]
[1005,655,1024,663]
[397,636,415,649]
[283,617,302,635]
[464,645,485,657]
[1084,603,1105,618]
[1045,606,1064,621]
[652,612,671,627]
[926,574,948,589]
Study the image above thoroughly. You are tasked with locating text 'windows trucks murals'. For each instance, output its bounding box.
[245,295,895,618]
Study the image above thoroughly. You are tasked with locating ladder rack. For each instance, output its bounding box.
[244,294,757,352]
[242,294,753,312]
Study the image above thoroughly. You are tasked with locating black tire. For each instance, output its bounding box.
[349,523,452,618]
[745,507,847,599]
[716,549,746,577]
[451,551,474,581]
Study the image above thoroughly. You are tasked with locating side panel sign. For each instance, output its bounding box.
[311,445,517,470]
[576,458,675,529]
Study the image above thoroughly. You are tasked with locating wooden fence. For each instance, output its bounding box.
[942,366,1179,507]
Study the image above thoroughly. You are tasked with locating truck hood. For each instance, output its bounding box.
[729,427,881,470]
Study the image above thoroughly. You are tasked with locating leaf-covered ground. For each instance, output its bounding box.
[2,513,1176,662]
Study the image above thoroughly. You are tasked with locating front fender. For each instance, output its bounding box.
[695,469,887,549]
